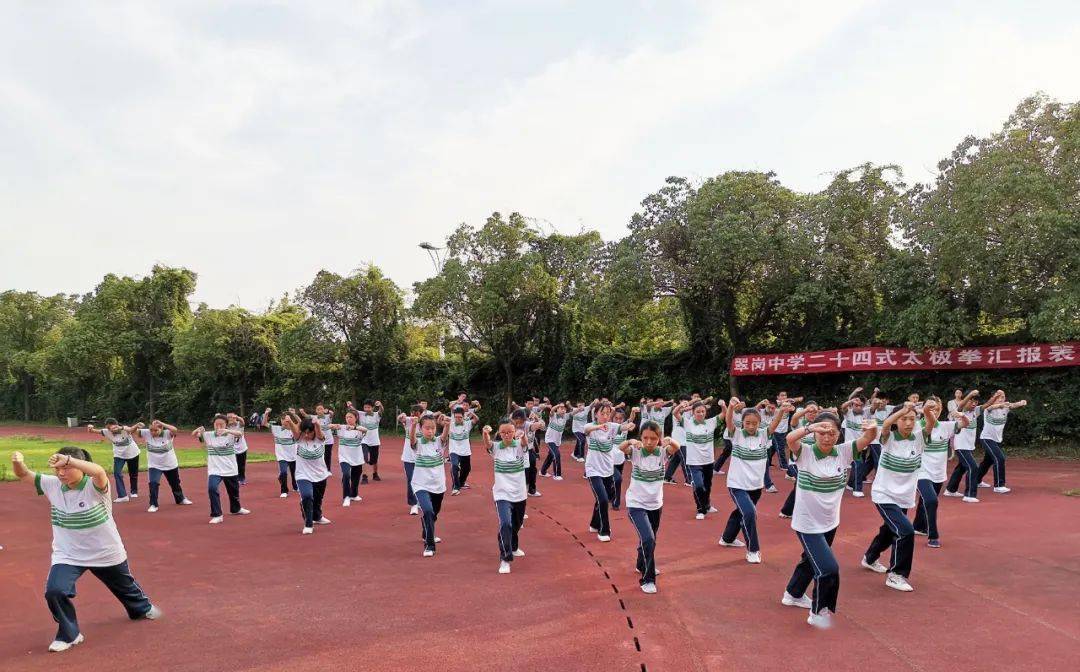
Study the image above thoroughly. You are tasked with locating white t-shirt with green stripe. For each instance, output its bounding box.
[725,427,771,491]
[954,410,978,451]
[359,411,381,446]
[271,424,297,462]
[681,416,718,466]
[626,446,667,510]
[571,408,590,433]
[544,412,568,444]
[410,435,446,494]
[448,419,473,456]
[585,422,620,478]
[843,409,869,443]
[920,420,959,482]
[872,429,926,508]
[612,428,629,466]
[792,440,855,534]
[979,407,1009,442]
[295,439,331,482]
[647,406,672,435]
[37,473,127,567]
[139,428,178,471]
[228,422,248,454]
[101,428,140,460]
[491,439,527,502]
[203,431,239,477]
[336,426,365,466]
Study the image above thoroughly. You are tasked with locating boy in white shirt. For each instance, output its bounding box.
[11,447,162,652]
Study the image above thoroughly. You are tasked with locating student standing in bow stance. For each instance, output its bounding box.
[912,397,968,548]
[264,408,299,498]
[483,419,528,574]
[673,398,724,520]
[86,419,142,503]
[718,398,786,564]
[137,420,192,512]
[583,402,632,542]
[541,402,569,480]
[976,390,1027,494]
[944,391,983,502]
[618,420,679,594]
[781,412,876,629]
[10,448,163,653]
[192,415,251,524]
[860,402,934,592]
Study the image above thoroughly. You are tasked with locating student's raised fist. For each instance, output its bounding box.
[47,453,71,468]
[12,451,24,464]
[482,425,492,434]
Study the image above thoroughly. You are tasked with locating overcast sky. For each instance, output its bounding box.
[2,0,1078,309]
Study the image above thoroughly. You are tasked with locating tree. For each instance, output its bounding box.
[413,212,562,409]
[0,291,74,420]
[297,266,406,400]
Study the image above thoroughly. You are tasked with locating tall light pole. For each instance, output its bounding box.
[418,242,446,357]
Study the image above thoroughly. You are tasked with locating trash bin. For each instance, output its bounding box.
[67,417,78,428]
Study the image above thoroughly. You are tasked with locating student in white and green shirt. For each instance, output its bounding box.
[912,398,968,547]
[192,415,250,524]
[861,402,935,593]
[281,413,332,534]
[448,404,480,494]
[618,420,680,594]
[782,411,876,628]
[541,402,569,479]
[976,390,1027,492]
[86,419,142,502]
[138,420,192,512]
[410,413,448,556]
[264,408,299,497]
[483,419,528,574]
[672,399,722,519]
[718,399,787,564]
[354,399,384,483]
[11,447,161,652]
[331,410,368,507]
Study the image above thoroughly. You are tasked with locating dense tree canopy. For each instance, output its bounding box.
[1,95,1076,442]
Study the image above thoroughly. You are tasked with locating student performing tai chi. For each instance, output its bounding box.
[11,448,162,652]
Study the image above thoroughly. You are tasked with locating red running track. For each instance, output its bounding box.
[0,425,1078,671]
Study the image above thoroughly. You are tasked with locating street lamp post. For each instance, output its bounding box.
[418,242,446,357]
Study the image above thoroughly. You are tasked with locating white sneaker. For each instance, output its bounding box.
[48,634,84,652]
[343,498,351,507]
[782,591,812,609]
[147,506,158,513]
[350,496,362,502]
[451,489,460,496]
[978,481,990,489]
[114,496,129,503]
[513,548,526,557]
[962,496,980,503]
[302,527,314,535]
[861,557,887,573]
[913,530,927,537]
[766,485,778,493]
[785,474,796,481]
[498,561,511,574]
[553,476,563,481]
[714,470,725,475]
[719,538,745,547]
[746,551,762,564]
[778,512,791,519]
[707,506,718,513]
[943,490,962,497]
[640,582,657,594]
[129,493,139,499]
[695,513,706,520]
[845,485,853,491]
[180,498,193,505]
[279,492,289,498]
[422,549,435,557]
[540,473,551,478]
[993,486,1011,494]
[597,534,611,542]
[886,572,914,592]
[232,508,251,515]
[209,516,223,524]
[409,505,419,515]
[434,536,442,544]
[316,517,331,525]
[523,513,529,519]
[852,491,865,498]
[529,491,542,497]
[589,526,599,533]
[807,609,833,629]
[144,605,163,620]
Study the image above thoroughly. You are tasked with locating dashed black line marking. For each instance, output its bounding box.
[633,637,641,651]
[626,616,634,629]
[619,599,626,610]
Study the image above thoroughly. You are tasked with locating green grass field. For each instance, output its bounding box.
[0,435,272,482]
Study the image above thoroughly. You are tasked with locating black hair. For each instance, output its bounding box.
[851,395,866,404]
[452,405,465,414]
[104,417,118,426]
[510,409,527,421]
[814,412,842,432]
[299,417,316,434]
[410,404,424,415]
[639,420,662,437]
[498,415,514,426]
[741,407,761,420]
[363,399,375,408]
[213,413,228,423]
[691,400,707,411]
[678,394,691,402]
[58,446,93,463]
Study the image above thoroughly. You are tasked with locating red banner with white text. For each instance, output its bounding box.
[729,343,1079,376]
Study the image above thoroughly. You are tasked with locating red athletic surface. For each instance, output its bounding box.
[1,425,1078,671]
